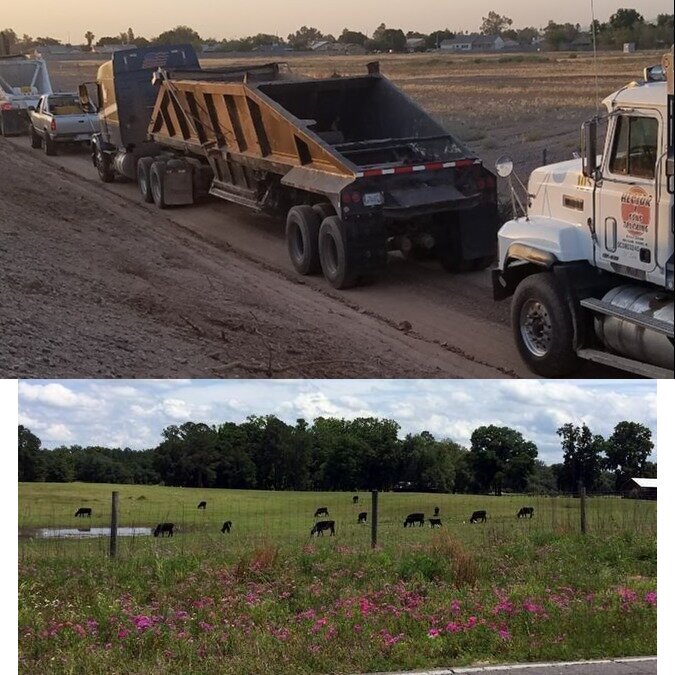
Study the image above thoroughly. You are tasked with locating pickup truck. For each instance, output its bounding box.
[28,93,99,155]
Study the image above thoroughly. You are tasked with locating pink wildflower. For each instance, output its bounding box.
[645,591,657,606]
[427,628,441,639]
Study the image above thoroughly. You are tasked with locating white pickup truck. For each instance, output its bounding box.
[28,93,99,155]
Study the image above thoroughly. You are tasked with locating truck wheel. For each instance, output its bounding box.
[44,134,56,156]
[150,161,168,209]
[511,272,579,377]
[286,205,322,275]
[30,127,42,149]
[95,146,115,183]
[318,216,358,289]
[137,157,155,203]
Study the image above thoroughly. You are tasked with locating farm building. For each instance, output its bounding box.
[440,35,505,52]
[623,42,636,53]
[626,477,657,500]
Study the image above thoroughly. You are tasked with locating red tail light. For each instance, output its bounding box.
[50,119,57,131]
[1,102,13,111]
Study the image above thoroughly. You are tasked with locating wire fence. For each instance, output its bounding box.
[18,488,656,561]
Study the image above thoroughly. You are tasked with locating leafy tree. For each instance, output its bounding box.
[96,36,123,46]
[84,31,95,50]
[609,8,644,30]
[154,25,202,48]
[525,460,557,494]
[19,426,45,482]
[425,29,455,49]
[556,423,605,491]
[543,21,579,50]
[469,425,538,495]
[480,11,513,36]
[35,36,61,46]
[287,26,324,50]
[605,421,653,491]
[338,29,368,46]
[516,27,539,45]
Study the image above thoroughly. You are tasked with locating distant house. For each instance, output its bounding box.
[33,44,81,55]
[440,34,505,52]
[252,43,292,54]
[94,44,137,54]
[405,37,426,53]
[626,477,657,500]
[623,42,636,53]
[309,41,365,55]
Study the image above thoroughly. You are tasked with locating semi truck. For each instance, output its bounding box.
[493,47,674,379]
[83,45,498,288]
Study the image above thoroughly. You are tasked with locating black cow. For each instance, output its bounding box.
[154,523,174,537]
[352,495,359,504]
[470,510,487,523]
[429,517,443,528]
[357,511,367,524]
[310,520,335,537]
[517,506,534,519]
[221,520,232,533]
[314,507,329,518]
[74,507,92,518]
[404,512,425,527]
[197,501,207,510]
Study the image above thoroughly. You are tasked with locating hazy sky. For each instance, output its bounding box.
[2,1,672,43]
[18,379,657,464]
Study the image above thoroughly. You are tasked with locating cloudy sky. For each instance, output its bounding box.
[3,1,671,45]
[18,379,657,464]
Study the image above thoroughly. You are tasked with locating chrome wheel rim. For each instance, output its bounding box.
[520,299,552,357]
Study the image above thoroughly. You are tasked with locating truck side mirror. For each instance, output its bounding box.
[581,119,598,179]
[78,82,98,112]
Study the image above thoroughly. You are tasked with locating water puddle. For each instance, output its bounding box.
[27,527,153,539]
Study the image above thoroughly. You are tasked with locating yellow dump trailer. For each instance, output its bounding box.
[89,46,498,289]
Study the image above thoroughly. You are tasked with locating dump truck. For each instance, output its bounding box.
[492,47,674,379]
[84,45,498,288]
[0,36,53,136]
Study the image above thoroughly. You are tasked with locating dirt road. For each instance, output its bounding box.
[1,137,620,378]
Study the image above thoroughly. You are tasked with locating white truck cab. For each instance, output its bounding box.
[493,48,674,379]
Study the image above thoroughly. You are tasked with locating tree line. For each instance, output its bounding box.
[2,9,673,54]
[18,416,654,495]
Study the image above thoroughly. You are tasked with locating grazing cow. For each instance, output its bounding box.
[357,511,367,524]
[517,506,534,519]
[153,523,174,537]
[352,495,359,504]
[74,507,92,518]
[314,507,329,518]
[404,512,425,527]
[310,520,335,537]
[197,501,207,510]
[221,520,232,533]
[469,510,487,523]
[433,506,440,516]
[429,517,442,528]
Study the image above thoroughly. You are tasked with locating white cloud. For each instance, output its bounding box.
[43,423,73,442]
[18,382,100,409]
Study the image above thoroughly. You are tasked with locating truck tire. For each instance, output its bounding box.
[511,272,579,377]
[44,133,56,156]
[286,205,322,275]
[150,161,168,209]
[95,146,115,183]
[318,216,358,289]
[137,157,155,203]
[30,127,42,149]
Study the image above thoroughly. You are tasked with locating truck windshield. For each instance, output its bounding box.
[0,60,39,91]
[609,115,658,179]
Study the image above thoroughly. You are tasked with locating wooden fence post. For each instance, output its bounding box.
[371,490,378,549]
[579,482,587,534]
[110,491,119,557]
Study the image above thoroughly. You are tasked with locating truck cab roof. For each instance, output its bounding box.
[603,79,666,113]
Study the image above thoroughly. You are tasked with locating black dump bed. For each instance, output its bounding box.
[257,74,474,171]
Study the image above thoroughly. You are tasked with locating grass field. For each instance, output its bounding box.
[19,482,656,674]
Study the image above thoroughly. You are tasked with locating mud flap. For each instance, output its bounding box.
[456,203,499,261]
[345,220,388,275]
[0,108,29,136]
[163,163,194,206]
